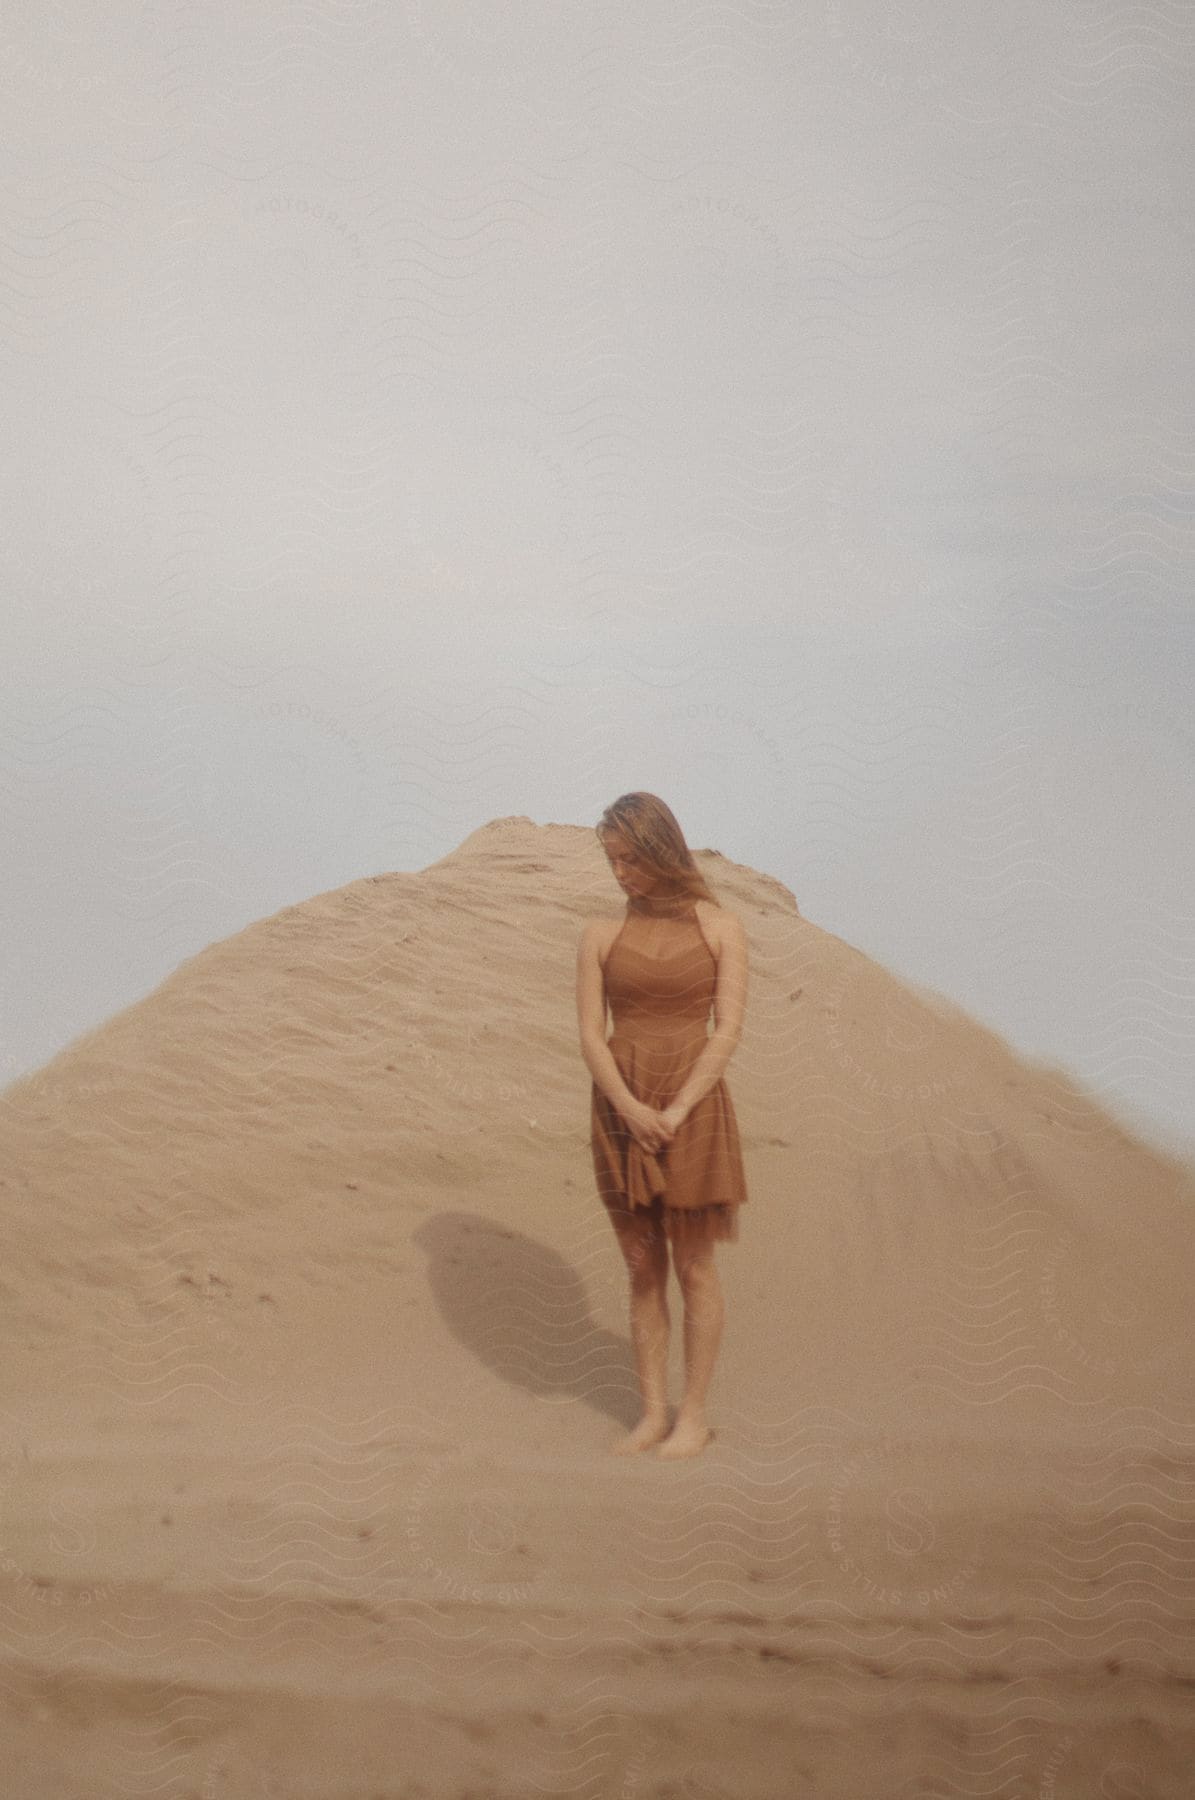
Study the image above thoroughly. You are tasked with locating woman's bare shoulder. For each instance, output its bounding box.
[578,915,623,956]
[694,899,746,954]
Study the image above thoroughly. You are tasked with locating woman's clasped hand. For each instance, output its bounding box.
[622,1099,687,1153]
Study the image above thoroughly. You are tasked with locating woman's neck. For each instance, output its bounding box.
[627,888,695,917]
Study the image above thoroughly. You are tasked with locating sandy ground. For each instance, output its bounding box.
[2,816,1193,1798]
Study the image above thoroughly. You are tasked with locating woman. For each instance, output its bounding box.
[576,792,748,1458]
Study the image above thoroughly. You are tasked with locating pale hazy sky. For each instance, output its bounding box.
[3,4,1192,1156]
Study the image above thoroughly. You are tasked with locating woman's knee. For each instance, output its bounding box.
[629,1261,668,1300]
[616,1220,667,1285]
[630,1238,669,1289]
[673,1247,717,1291]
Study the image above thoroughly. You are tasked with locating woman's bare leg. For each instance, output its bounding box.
[608,1208,671,1454]
[657,1242,722,1459]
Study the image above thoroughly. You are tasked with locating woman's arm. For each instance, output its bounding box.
[575,921,640,1115]
[662,909,748,1124]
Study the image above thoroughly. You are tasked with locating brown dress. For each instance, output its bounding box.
[590,892,748,1249]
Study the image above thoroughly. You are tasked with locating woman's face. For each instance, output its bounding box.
[600,829,658,897]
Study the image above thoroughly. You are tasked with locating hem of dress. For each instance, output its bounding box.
[602,1193,742,1244]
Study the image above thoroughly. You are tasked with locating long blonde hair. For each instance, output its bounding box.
[596,792,716,905]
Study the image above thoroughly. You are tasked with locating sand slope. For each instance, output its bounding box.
[2,816,1193,1798]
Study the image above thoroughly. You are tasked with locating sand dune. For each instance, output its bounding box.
[2,816,1193,1798]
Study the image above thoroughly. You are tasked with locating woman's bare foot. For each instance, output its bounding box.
[610,1412,671,1455]
[655,1417,715,1460]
